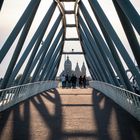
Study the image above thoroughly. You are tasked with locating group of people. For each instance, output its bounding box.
[61,74,87,88]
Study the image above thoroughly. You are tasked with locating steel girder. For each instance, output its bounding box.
[113,0,140,35]
[28,14,62,83]
[0,0,4,10]
[79,26,109,83]
[79,2,124,85]
[7,2,57,87]
[1,0,41,89]
[88,0,140,89]
[0,0,41,63]
[78,15,120,86]
[86,6,133,91]
[79,1,136,91]
[1,0,140,93]
[43,41,64,80]
[112,0,140,69]
[44,48,62,80]
[38,28,64,81]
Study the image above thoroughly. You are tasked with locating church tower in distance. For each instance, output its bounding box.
[75,62,81,78]
[64,56,72,76]
[81,62,86,76]
[60,57,86,78]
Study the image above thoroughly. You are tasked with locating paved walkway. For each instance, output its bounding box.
[0,88,140,140]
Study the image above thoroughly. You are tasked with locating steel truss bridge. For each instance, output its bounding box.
[0,0,140,125]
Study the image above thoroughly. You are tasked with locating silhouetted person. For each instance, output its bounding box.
[61,75,66,88]
[68,75,71,88]
[65,74,69,88]
[79,76,83,88]
[83,75,86,88]
[71,75,77,88]
[74,75,77,88]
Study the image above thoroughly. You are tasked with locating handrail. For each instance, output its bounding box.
[0,80,58,112]
[89,81,140,121]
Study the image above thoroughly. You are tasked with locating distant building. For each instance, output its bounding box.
[64,56,72,76]
[60,56,86,78]
[81,62,86,76]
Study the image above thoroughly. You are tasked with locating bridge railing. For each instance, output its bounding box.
[0,81,58,112]
[89,81,140,121]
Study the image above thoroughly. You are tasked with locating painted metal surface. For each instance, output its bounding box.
[90,81,140,121]
[0,0,140,120]
[0,81,58,112]
[88,0,140,88]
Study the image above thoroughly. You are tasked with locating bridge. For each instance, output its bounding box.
[0,0,140,140]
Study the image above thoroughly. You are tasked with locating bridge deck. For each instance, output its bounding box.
[0,88,140,140]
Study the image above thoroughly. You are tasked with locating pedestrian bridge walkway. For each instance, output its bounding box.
[0,88,139,140]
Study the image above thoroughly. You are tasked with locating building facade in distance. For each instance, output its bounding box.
[60,56,86,78]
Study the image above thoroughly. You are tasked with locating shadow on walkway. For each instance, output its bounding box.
[0,88,140,140]
[0,89,62,140]
[92,90,140,140]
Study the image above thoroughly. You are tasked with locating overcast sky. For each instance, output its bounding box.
[0,0,140,78]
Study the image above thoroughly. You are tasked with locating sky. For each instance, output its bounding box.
[0,0,140,78]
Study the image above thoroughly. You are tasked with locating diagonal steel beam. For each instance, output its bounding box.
[24,14,62,83]
[87,7,134,91]
[114,0,140,35]
[79,26,110,83]
[79,15,120,86]
[43,41,64,80]
[88,0,140,88]
[0,0,4,10]
[1,0,41,89]
[45,51,61,80]
[7,2,57,86]
[38,28,64,81]
[79,2,127,87]
[0,0,38,63]
[113,0,140,69]
[81,42,101,81]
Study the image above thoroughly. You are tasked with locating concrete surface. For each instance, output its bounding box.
[0,88,140,140]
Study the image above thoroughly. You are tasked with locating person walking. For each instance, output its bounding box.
[74,75,77,88]
[61,75,66,88]
[65,74,69,88]
[83,75,86,88]
[71,75,75,88]
[79,76,83,88]
[71,75,77,88]
[68,75,71,88]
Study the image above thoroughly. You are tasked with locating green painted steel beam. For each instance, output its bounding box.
[7,2,57,86]
[88,0,140,89]
[79,26,108,82]
[0,0,39,63]
[115,0,140,35]
[113,0,140,69]
[43,41,63,80]
[79,1,135,89]
[79,15,120,86]
[88,6,133,91]
[1,0,41,89]
[27,14,62,83]
[38,28,64,81]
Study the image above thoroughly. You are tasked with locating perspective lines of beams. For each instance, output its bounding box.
[0,0,140,93]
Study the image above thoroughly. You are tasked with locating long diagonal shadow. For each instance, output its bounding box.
[30,89,62,140]
[12,100,30,140]
[0,88,140,140]
[0,108,12,138]
[0,97,30,140]
[0,89,62,140]
[92,89,140,140]
[92,90,112,140]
